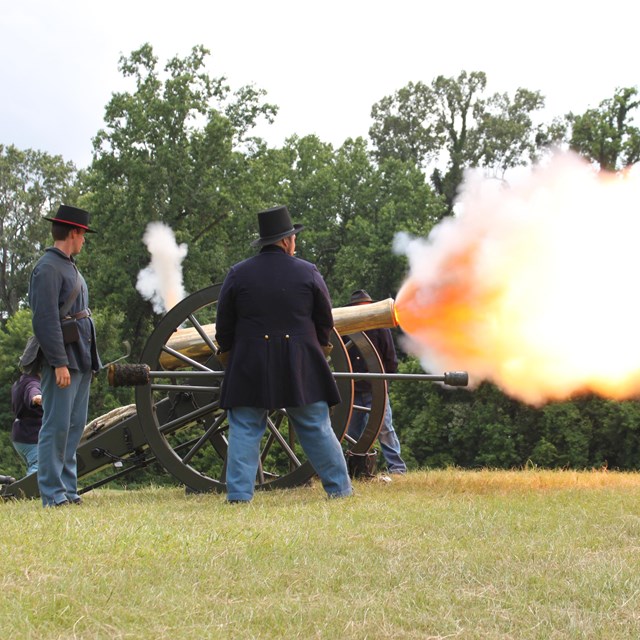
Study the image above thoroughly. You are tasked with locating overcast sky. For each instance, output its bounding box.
[2,0,637,169]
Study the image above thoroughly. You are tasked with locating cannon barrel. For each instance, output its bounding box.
[110,297,467,388]
[158,298,398,369]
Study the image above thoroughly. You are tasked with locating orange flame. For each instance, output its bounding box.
[394,151,640,405]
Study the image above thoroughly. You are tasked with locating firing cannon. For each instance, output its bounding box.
[1,284,468,500]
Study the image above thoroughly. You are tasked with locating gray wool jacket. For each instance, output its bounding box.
[29,247,101,372]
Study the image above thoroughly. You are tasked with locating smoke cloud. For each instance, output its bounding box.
[394,151,640,404]
[136,222,188,314]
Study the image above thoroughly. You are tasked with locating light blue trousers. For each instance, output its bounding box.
[12,441,39,475]
[38,366,92,506]
[226,401,353,502]
[347,390,407,473]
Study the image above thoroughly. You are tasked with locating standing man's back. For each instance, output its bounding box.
[216,243,340,410]
[216,205,352,502]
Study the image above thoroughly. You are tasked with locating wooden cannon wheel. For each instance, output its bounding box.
[135,284,387,493]
[341,331,387,454]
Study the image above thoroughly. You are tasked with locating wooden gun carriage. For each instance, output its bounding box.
[1,284,467,500]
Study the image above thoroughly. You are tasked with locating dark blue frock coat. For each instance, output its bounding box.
[215,245,341,410]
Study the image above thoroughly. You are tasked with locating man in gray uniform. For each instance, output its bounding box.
[29,204,101,507]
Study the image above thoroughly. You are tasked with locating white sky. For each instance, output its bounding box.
[2,0,638,169]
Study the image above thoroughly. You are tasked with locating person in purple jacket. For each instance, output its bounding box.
[215,205,352,503]
[11,369,43,476]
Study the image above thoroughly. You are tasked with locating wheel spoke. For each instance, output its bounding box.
[260,412,284,460]
[182,411,228,465]
[262,413,302,468]
[352,403,372,415]
[186,313,218,353]
[161,344,212,371]
[158,400,221,436]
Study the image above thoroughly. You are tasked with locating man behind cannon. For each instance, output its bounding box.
[215,205,353,503]
[346,289,407,475]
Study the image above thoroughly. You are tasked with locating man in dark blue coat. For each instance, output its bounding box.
[216,205,352,502]
[29,204,101,507]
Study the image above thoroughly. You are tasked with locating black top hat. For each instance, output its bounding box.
[251,206,303,248]
[348,289,374,305]
[45,204,96,233]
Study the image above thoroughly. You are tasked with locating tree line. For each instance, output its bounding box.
[1,43,639,480]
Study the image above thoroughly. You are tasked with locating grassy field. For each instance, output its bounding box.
[2,469,640,639]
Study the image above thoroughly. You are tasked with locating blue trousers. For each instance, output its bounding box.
[348,390,407,473]
[12,441,39,475]
[38,366,92,506]
[226,401,353,502]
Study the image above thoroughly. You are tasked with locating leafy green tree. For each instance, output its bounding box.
[443,382,520,468]
[269,134,343,282]
[330,154,443,301]
[369,81,443,167]
[573,394,640,469]
[83,43,278,351]
[265,135,443,305]
[567,86,640,170]
[528,437,558,468]
[390,357,465,468]
[539,401,592,468]
[468,88,547,172]
[369,71,548,216]
[0,145,77,319]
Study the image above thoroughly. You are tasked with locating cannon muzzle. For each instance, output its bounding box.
[332,298,398,334]
[443,371,469,386]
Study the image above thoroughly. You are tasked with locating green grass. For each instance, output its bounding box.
[2,469,640,639]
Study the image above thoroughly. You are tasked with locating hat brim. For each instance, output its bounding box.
[251,223,304,248]
[44,217,97,233]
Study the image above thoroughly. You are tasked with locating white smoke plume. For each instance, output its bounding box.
[394,151,640,404]
[136,222,188,314]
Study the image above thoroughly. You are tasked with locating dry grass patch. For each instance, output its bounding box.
[2,469,640,639]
